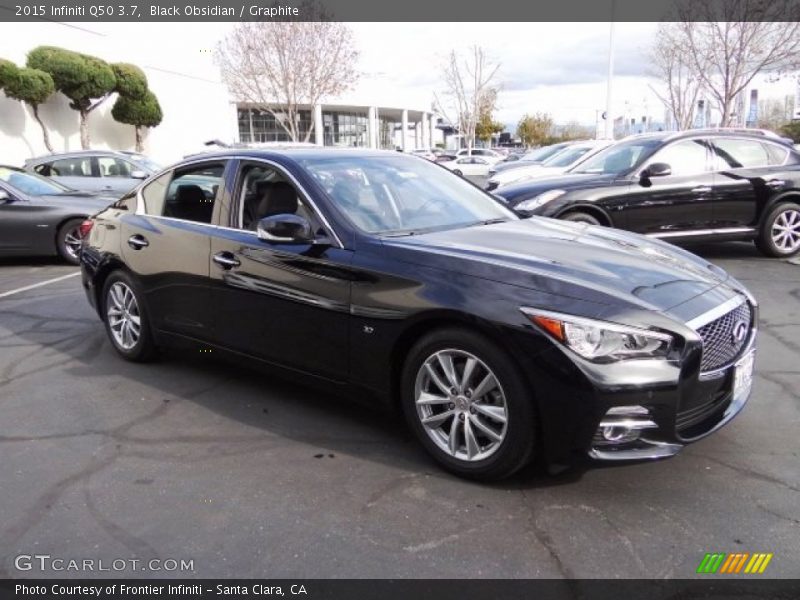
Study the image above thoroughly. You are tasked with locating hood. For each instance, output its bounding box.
[381,217,730,312]
[496,173,619,205]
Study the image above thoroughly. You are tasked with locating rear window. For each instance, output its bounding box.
[764,143,789,166]
[712,138,770,168]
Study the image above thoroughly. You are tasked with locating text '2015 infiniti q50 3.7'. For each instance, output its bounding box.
[80,149,758,480]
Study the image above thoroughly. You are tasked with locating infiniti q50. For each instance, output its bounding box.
[79,149,757,480]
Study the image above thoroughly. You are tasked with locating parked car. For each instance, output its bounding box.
[410,149,437,161]
[455,148,504,163]
[24,150,161,197]
[489,142,573,177]
[439,155,495,177]
[486,140,613,190]
[0,166,115,264]
[495,130,800,257]
[81,148,756,480]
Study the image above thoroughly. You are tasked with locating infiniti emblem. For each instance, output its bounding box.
[732,320,748,344]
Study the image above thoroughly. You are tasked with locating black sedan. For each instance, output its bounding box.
[80,149,757,480]
[496,130,800,257]
[0,166,115,264]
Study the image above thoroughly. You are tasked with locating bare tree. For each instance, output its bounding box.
[215,2,359,143]
[434,46,500,151]
[672,0,800,127]
[649,23,706,130]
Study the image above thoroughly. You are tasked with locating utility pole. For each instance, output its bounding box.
[603,0,616,140]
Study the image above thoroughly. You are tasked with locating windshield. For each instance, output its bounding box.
[522,144,566,162]
[301,154,516,235]
[0,167,70,196]
[127,155,161,172]
[571,138,663,175]
[542,145,594,168]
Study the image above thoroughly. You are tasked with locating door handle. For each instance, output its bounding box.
[127,234,149,249]
[213,251,240,269]
[691,186,712,194]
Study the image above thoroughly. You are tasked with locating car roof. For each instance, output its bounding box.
[179,147,413,164]
[25,149,143,165]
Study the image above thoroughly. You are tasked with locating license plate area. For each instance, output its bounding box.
[733,349,755,399]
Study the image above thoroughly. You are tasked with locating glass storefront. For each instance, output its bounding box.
[238,108,312,143]
[322,111,368,147]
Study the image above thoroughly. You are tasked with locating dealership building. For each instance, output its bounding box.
[0,22,443,166]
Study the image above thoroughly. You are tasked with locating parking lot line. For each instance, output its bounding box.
[0,271,80,299]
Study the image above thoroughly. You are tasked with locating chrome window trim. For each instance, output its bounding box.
[685,295,746,331]
[135,155,344,249]
[648,227,756,239]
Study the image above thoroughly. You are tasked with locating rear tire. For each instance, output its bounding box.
[561,211,602,226]
[102,270,158,362]
[755,202,800,258]
[400,327,536,481]
[56,218,85,265]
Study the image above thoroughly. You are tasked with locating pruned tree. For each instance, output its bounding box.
[670,0,800,127]
[27,46,117,148]
[0,58,17,89]
[516,113,554,147]
[111,90,163,152]
[649,23,705,130]
[111,63,148,100]
[4,66,56,152]
[434,46,501,151]
[214,1,359,143]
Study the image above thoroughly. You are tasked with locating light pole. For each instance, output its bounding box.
[603,0,616,140]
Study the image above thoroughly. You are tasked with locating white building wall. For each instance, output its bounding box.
[0,22,237,166]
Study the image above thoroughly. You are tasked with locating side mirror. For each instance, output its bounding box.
[130,170,148,180]
[257,214,315,244]
[642,162,672,178]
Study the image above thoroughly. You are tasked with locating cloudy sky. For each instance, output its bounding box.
[4,21,796,130]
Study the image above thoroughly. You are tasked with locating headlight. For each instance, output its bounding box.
[515,189,566,211]
[520,308,673,362]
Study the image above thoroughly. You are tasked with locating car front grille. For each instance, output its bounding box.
[696,301,752,372]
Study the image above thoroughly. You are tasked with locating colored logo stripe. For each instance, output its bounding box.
[697,552,773,574]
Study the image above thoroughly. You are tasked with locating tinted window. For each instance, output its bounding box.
[764,143,789,166]
[98,156,135,178]
[140,171,171,215]
[47,157,94,177]
[237,164,314,231]
[572,138,663,175]
[648,140,709,176]
[712,138,770,169]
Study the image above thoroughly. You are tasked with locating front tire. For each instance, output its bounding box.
[102,271,157,362]
[756,202,800,257]
[400,328,536,480]
[56,218,85,265]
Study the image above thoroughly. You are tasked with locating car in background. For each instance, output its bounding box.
[0,166,115,264]
[410,149,437,161]
[486,140,613,190]
[489,142,573,177]
[455,148,504,163]
[24,150,161,197]
[495,129,800,257]
[80,147,757,480]
[439,155,495,177]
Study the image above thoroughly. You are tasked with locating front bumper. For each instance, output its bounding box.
[587,334,756,461]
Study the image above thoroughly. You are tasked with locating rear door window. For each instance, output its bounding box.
[43,157,96,177]
[712,138,770,169]
[140,162,226,224]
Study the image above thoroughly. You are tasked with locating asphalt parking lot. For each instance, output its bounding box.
[0,243,798,579]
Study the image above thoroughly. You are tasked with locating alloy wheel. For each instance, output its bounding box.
[63,226,82,260]
[106,282,141,351]
[771,208,800,254]
[414,349,508,462]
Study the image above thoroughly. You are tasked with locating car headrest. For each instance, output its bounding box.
[175,184,206,204]
[261,181,298,217]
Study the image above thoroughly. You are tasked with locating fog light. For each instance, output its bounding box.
[602,425,641,443]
